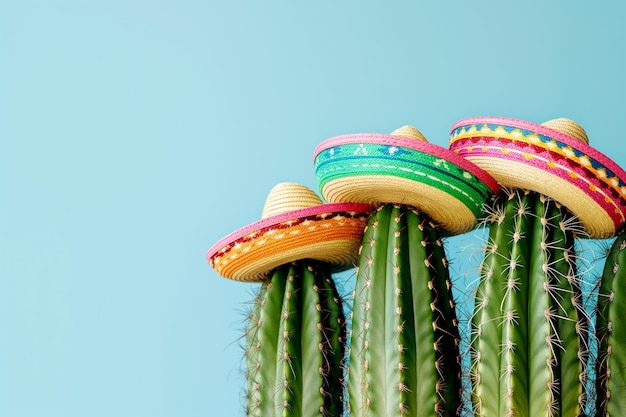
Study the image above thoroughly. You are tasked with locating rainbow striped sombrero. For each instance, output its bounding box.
[206,182,373,282]
[314,126,499,235]
[449,116,626,239]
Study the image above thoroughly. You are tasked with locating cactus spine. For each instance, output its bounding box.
[595,230,626,416]
[245,261,346,417]
[470,189,587,417]
[349,203,462,417]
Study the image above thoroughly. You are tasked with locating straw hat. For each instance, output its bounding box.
[449,116,626,239]
[313,126,499,235]
[206,182,373,282]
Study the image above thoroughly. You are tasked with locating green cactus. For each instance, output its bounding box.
[470,189,588,417]
[595,230,626,416]
[348,203,462,417]
[244,260,346,417]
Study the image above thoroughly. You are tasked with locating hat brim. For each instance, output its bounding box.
[207,202,373,282]
[313,133,499,235]
[449,116,626,238]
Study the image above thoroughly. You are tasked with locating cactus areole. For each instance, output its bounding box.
[315,126,499,416]
[450,117,626,417]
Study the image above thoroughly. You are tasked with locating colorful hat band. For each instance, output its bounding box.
[207,204,371,282]
[451,135,624,227]
[314,134,498,221]
[450,118,626,238]
[450,122,626,194]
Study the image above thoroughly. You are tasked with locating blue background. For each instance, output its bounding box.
[2,1,624,416]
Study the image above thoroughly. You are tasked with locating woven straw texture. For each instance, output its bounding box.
[207,182,372,282]
[542,117,589,145]
[449,117,626,238]
[314,127,498,235]
[260,182,323,218]
[322,175,477,234]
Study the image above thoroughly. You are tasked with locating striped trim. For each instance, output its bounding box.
[207,210,371,282]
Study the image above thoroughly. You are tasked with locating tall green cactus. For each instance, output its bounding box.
[595,230,626,416]
[244,260,346,417]
[470,189,588,417]
[348,203,462,417]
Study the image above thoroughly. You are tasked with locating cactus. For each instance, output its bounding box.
[348,203,463,417]
[595,230,626,416]
[244,260,346,417]
[470,188,588,417]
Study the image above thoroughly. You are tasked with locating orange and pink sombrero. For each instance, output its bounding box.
[206,182,373,282]
[449,116,626,238]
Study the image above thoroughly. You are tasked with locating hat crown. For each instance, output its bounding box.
[391,125,429,142]
[261,182,323,219]
[541,118,589,145]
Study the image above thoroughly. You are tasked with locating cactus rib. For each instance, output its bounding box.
[244,261,346,416]
[470,189,587,417]
[349,204,462,417]
[471,189,525,417]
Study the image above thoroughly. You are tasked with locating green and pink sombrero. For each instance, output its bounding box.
[206,182,373,282]
[314,126,499,235]
[449,116,626,239]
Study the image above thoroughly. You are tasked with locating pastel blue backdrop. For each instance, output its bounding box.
[2,1,624,416]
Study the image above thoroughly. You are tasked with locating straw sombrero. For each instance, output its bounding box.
[449,116,626,239]
[313,126,499,235]
[206,182,373,282]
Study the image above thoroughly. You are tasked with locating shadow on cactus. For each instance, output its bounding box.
[314,126,499,416]
[207,182,372,416]
[595,226,626,417]
[450,116,626,417]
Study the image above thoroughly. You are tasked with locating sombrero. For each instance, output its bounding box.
[206,182,373,282]
[313,125,499,235]
[449,116,626,239]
